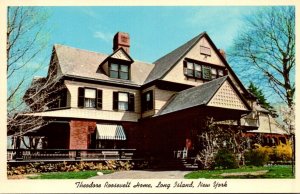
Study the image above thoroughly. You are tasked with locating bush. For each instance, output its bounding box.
[213,149,239,169]
[273,141,292,161]
[245,145,269,166]
[7,160,145,176]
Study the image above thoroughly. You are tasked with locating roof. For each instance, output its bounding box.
[157,76,228,116]
[144,32,205,84]
[54,44,154,86]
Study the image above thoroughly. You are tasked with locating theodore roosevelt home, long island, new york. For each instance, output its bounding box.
[8,32,288,163]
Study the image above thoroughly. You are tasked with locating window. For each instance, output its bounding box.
[142,90,153,112]
[184,61,202,79]
[218,69,224,77]
[78,87,102,109]
[84,89,96,108]
[184,60,225,81]
[113,92,134,111]
[109,63,129,80]
[211,68,217,79]
[48,88,67,109]
[118,92,128,110]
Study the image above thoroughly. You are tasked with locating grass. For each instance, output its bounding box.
[28,170,113,179]
[184,165,294,179]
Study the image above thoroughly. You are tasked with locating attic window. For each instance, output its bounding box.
[200,46,211,56]
[109,63,129,80]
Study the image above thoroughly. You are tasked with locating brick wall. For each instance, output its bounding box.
[69,120,96,149]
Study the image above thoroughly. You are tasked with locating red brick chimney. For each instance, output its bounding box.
[113,32,130,54]
[219,49,226,60]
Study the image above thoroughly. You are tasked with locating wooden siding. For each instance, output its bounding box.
[141,86,156,118]
[162,36,245,94]
[102,61,109,75]
[154,87,176,115]
[65,80,141,113]
[162,36,225,86]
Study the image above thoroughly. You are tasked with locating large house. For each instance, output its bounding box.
[15,32,287,159]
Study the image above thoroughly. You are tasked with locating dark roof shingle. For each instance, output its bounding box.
[54,44,154,86]
[144,32,205,84]
[157,76,228,116]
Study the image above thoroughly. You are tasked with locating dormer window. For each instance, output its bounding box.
[109,63,130,80]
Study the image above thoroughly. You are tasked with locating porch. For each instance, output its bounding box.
[7,148,138,163]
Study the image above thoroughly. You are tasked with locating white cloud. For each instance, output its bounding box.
[93,31,113,43]
[80,8,98,19]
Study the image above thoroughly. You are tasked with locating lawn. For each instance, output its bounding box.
[28,170,113,179]
[184,165,294,179]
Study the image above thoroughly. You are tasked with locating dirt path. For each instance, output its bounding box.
[91,170,191,179]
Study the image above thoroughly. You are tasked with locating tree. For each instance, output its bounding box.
[195,117,247,169]
[228,7,295,174]
[229,7,295,108]
[248,82,272,110]
[7,7,63,148]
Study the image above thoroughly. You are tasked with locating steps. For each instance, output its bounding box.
[153,158,198,170]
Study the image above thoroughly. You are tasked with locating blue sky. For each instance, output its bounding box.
[11,6,287,104]
[45,6,258,64]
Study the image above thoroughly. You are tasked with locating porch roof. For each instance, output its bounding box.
[156,76,251,117]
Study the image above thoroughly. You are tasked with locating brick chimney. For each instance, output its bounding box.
[113,32,130,54]
[219,49,226,60]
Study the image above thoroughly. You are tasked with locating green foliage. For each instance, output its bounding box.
[7,160,147,176]
[274,141,292,161]
[248,82,272,110]
[28,170,104,179]
[245,148,269,166]
[184,165,293,179]
[213,149,239,169]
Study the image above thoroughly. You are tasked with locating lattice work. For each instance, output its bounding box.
[111,50,130,61]
[208,81,247,110]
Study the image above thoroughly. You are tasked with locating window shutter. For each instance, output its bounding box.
[78,87,85,108]
[202,66,212,80]
[141,93,146,112]
[149,90,153,110]
[183,61,188,76]
[60,88,67,107]
[128,93,135,112]
[96,89,102,110]
[113,92,118,110]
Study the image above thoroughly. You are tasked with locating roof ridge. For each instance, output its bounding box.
[154,32,205,64]
[54,44,109,56]
[144,32,206,84]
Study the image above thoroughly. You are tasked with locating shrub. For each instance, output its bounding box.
[213,149,239,169]
[273,141,292,161]
[245,144,269,166]
[7,160,142,176]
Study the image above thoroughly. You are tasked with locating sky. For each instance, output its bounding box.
[45,6,259,64]
[8,6,288,104]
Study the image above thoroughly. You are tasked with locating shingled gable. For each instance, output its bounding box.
[144,32,249,95]
[156,76,251,116]
[52,44,154,86]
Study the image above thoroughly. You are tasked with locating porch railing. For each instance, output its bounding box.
[7,149,137,162]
